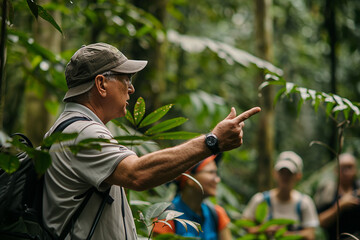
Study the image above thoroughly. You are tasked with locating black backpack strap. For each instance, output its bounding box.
[51,116,114,240]
[53,116,90,134]
[262,191,273,220]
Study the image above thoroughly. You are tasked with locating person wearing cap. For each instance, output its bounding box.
[242,151,319,240]
[313,153,360,240]
[42,43,261,239]
[153,155,232,240]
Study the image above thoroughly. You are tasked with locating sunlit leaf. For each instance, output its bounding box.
[274,226,287,238]
[258,218,296,232]
[125,109,135,126]
[138,104,173,128]
[237,233,258,240]
[255,202,268,223]
[181,219,202,232]
[134,97,145,126]
[174,219,188,232]
[181,173,203,194]
[156,220,174,230]
[145,202,172,222]
[234,219,256,228]
[0,153,20,174]
[152,131,200,140]
[145,117,188,135]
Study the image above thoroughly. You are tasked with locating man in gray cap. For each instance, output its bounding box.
[242,151,319,240]
[42,43,261,239]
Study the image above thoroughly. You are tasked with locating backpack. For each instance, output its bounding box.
[0,117,113,240]
[262,190,303,230]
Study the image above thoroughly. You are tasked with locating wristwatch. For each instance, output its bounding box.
[205,132,220,154]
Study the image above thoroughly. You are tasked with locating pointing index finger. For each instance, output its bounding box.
[235,107,261,123]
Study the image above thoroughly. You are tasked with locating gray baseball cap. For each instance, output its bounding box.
[63,43,148,102]
[274,151,303,173]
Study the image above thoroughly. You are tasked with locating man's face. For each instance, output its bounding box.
[339,155,357,183]
[275,168,298,191]
[105,74,135,119]
[193,161,220,198]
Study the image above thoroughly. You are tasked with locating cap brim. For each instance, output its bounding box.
[274,160,298,173]
[63,81,94,102]
[111,59,148,74]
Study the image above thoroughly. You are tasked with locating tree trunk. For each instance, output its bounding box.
[24,0,61,146]
[254,0,274,191]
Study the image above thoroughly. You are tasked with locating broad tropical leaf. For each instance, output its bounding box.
[145,202,172,222]
[145,117,188,135]
[255,202,268,224]
[134,97,146,126]
[138,104,173,128]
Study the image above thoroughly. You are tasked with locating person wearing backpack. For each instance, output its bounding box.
[242,151,319,240]
[42,43,261,240]
[153,154,232,240]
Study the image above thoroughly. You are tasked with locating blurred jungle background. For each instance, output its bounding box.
[1,0,360,239]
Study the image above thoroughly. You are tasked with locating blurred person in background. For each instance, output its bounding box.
[242,151,319,240]
[314,153,360,240]
[153,154,232,240]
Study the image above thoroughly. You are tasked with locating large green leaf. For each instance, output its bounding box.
[134,97,145,126]
[145,117,188,135]
[26,0,38,18]
[126,109,136,126]
[37,5,63,34]
[234,219,256,228]
[258,218,296,232]
[0,153,20,174]
[255,202,268,224]
[30,149,52,175]
[138,104,173,128]
[41,132,79,149]
[114,135,150,141]
[145,202,172,223]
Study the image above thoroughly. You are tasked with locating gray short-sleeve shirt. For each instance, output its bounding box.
[43,103,138,239]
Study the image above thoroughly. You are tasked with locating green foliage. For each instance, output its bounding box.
[117,97,200,144]
[237,203,302,240]
[259,73,360,124]
[25,0,63,34]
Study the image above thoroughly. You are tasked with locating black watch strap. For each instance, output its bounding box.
[205,132,220,154]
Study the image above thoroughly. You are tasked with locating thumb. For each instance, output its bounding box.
[225,107,237,120]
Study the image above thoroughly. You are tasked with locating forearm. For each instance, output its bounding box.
[318,204,338,228]
[106,135,212,190]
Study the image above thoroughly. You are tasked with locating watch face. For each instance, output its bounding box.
[206,135,217,146]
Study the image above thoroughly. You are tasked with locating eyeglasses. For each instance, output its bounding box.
[101,71,133,87]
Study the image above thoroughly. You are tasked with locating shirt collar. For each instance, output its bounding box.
[64,102,105,126]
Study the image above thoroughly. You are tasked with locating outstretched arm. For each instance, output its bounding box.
[105,107,261,190]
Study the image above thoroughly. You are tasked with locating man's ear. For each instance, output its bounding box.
[94,75,107,97]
